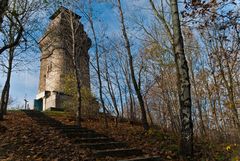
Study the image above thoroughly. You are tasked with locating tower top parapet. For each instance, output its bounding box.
[49,6,81,20]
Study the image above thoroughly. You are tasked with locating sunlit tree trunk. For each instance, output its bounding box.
[170,0,193,158]
[69,14,82,127]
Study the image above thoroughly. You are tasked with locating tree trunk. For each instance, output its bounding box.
[105,56,119,127]
[145,99,153,126]
[0,83,9,120]
[0,55,12,120]
[117,0,149,131]
[223,45,240,129]
[189,58,206,136]
[69,14,82,127]
[170,0,193,158]
[3,57,12,115]
[124,86,130,119]
[126,72,134,123]
[3,86,9,115]
[166,96,179,133]
[72,53,82,127]
[205,74,221,133]
[75,73,82,127]
[216,47,240,129]
[88,0,108,128]
[213,75,226,131]
[0,31,14,120]
[120,59,134,122]
[115,73,124,118]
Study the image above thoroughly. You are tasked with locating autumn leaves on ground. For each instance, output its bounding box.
[0,111,239,161]
[0,111,89,160]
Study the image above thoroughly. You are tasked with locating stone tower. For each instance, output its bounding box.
[35,7,91,111]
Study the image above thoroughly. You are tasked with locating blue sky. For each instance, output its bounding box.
[2,0,239,109]
[0,0,150,108]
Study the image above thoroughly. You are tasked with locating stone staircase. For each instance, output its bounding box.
[23,110,162,161]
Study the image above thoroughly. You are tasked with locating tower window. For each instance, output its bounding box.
[47,62,53,74]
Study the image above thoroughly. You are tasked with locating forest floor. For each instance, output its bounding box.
[0,110,239,161]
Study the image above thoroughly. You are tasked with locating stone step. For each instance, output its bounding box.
[23,111,157,161]
[32,119,60,121]
[93,148,142,158]
[36,122,61,126]
[65,132,103,138]
[35,121,62,124]
[57,125,82,129]
[28,115,45,117]
[118,156,162,161]
[32,118,57,120]
[37,123,63,126]
[79,142,127,150]
[74,137,111,144]
[49,107,64,111]
[37,121,62,124]
[58,128,92,133]
[60,128,92,133]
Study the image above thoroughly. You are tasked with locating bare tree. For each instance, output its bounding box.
[148,0,193,157]
[117,0,149,131]
[170,0,193,157]
[0,0,40,120]
[87,0,108,128]
[103,51,120,126]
